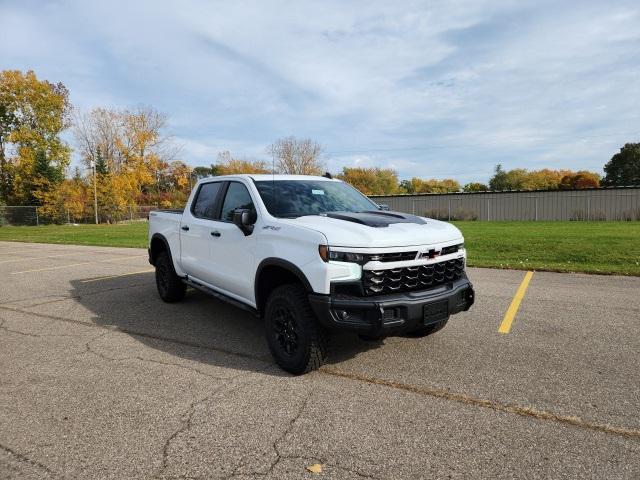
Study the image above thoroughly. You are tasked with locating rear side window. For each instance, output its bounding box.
[220,182,256,222]
[192,182,223,219]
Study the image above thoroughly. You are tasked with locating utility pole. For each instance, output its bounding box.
[91,161,98,224]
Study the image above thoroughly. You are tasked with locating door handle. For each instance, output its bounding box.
[210,231,221,237]
[181,225,190,231]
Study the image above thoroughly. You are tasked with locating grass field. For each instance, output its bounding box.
[1,221,639,275]
[0,222,149,248]
[452,221,640,276]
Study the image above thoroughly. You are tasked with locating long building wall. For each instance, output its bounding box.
[370,187,640,221]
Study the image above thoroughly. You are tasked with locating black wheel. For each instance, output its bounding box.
[264,284,328,374]
[155,251,186,303]
[405,317,449,338]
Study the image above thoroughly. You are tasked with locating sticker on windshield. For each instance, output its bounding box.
[311,189,325,195]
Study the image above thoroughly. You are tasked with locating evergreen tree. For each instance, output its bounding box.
[94,146,108,175]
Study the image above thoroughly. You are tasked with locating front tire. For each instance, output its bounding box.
[155,251,186,303]
[405,317,449,338]
[264,284,328,374]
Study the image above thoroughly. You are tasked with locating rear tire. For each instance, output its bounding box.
[264,284,328,374]
[155,251,186,303]
[405,317,449,338]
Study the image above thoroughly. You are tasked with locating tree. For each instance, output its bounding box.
[399,179,414,193]
[560,171,600,189]
[521,169,563,190]
[268,136,323,175]
[94,146,109,175]
[463,182,489,192]
[603,143,640,186]
[401,178,460,194]
[0,70,71,203]
[489,164,508,191]
[73,105,182,208]
[337,167,399,195]
[215,151,270,175]
[35,177,89,223]
[193,165,217,178]
[73,107,122,172]
[489,165,602,191]
[572,172,600,189]
[167,161,192,189]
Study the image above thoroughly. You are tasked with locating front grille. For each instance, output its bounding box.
[362,258,464,295]
[368,251,418,262]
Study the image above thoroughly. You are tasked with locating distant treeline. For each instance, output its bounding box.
[1,69,638,223]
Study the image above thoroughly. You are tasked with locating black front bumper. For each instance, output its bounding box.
[308,274,474,335]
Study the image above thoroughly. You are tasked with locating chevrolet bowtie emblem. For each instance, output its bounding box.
[420,249,441,259]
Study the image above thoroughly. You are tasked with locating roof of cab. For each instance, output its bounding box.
[199,174,341,182]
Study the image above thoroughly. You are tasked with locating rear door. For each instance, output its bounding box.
[179,180,225,282]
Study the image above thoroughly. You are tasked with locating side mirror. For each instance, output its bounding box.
[378,204,390,211]
[233,208,255,236]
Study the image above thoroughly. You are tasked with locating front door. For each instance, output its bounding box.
[205,181,258,303]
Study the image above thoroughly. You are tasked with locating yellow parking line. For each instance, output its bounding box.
[81,269,155,283]
[499,271,534,334]
[10,255,143,275]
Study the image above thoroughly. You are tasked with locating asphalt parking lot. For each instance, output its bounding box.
[0,241,638,479]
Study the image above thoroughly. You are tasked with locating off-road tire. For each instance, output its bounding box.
[155,251,186,303]
[264,284,328,374]
[405,317,449,338]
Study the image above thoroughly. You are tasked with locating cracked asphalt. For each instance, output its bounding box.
[0,241,638,479]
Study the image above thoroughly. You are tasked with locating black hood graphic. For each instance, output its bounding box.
[325,210,427,227]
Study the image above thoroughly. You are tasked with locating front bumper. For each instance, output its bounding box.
[308,274,474,335]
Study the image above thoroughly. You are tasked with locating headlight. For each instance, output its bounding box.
[318,246,366,264]
[329,251,365,263]
[441,243,465,255]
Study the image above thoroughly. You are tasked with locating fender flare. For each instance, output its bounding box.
[254,258,313,309]
[149,233,175,269]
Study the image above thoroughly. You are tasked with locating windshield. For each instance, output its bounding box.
[254,180,379,218]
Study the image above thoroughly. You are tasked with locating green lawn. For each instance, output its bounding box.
[0,222,149,248]
[0,221,639,276]
[452,221,640,276]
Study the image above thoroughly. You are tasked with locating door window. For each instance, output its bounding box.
[191,182,223,219]
[220,183,256,222]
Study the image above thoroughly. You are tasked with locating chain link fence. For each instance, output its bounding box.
[371,187,640,221]
[0,205,160,226]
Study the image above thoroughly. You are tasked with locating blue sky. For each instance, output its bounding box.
[1,0,639,183]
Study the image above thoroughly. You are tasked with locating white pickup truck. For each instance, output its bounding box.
[148,174,474,374]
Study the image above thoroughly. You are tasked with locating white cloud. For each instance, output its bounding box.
[1,0,639,182]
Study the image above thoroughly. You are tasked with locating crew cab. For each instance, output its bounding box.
[148,174,474,374]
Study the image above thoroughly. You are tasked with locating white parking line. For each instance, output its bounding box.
[10,255,143,274]
[0,252,96,264]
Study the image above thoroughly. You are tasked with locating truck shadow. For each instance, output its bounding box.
[70,272,383,376]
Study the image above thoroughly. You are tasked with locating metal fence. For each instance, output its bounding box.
[371,187,640,221]
[3,187,640,225]
[0,205,159,226]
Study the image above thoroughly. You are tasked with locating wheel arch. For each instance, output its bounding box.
[255,258,313,315]
[149,233,173,268]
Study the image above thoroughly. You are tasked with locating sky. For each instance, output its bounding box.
[1,0,639,184]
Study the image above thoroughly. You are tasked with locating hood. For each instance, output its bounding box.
[280,211,463,248]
